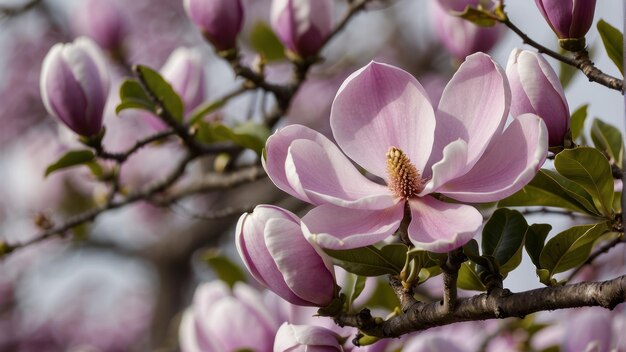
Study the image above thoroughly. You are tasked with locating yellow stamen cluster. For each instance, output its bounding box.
[386,146,424,199]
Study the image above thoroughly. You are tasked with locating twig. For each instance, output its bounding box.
[167,202,254,221]
[337,275,626,341]
[441,249,464,313]
[0,0,43,19]
[502,18,624,93]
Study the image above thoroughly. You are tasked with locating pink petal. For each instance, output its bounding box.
[286,138,396,209]
[407,196,481,253]
[265,218,336,307]
[429,53,509,174]
[302,202,405,249]
[437,113,548,202]
[331,61,436,180]
[274,323,342,351]
[264,125,340,203]
[420,139,469,195]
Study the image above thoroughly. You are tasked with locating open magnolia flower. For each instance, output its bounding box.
[264,53,548,253]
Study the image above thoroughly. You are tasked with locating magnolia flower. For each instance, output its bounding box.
[535,0,597,39]
[271,0,334,57]
[73,0,128,52]
[236,205,336,307]
[40,37,110,137]
[184,0,244,51]
[264,53,548,252]
[431,0,503,60]
[506,49,569,147]
[273,323,343,352]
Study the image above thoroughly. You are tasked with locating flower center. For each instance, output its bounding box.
[386,146,424,199]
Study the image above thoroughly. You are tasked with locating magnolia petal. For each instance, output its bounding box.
[302,202,404,250]
[429,53,509,174]
[264,125,340,203]
[407,197,481,253]
[285,138,396,209]
[274,323,343,351]
[265,218,336,306]
[331,61,436,180]
[235,210,311,306]
[438,113,548,202]
[179,309,220,352]
[420,139,469,195]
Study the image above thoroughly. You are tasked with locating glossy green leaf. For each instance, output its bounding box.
[597,19,624,74]
[381,243,409,271]
[539,221,610,277]
[203,251,247,288]
[590,118,623,168]
[482,209,528,275]
[569,104,588,141]
[457,263,487,291]
[116,79,155,115]
[248,21,286,61]
[499,169,600,216]
[323,246,404,276]
[134,65,184,121]
[196,121,269,154]
[350,275,367,308]
[554,147,614,216]
[525,223,552,268]
[45,150,95,177]
[463,239,491,269]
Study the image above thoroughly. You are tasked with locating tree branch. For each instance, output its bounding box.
[0,0,43,19]
[336,275,626,342]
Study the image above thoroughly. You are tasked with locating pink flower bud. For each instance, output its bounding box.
[506,49,569,147]
[273,323,343,352]
[40,37,110,137]
[179,281,279,352]
[183,0,244,51]
[535,0,597,39]
[236,205,336,307]
[430,0,503,60]
[270,0,334,57]
[73,0,127,52]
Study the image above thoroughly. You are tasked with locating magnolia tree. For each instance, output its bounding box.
[0,0,625,351]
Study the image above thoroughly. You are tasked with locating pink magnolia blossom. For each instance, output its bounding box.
[40,37,110,137]
[270,0,334,57]
[73,0,128,52]
[535,0,597,39]
[184,0,244,51]
[273,323,343,352]
[236,205,336,306]
[264,53,548,252]
[506,49,569,147]
[430,0,503,60]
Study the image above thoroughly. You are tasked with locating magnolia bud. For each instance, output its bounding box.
[183,0,244,51]
[236,205,336,307]
[535,0,597,40]
[179,281,278,352]
[273,323,343,352]
[431,0,502,60]
[40,37,110,137]
[506,49,569,147]
[73,0,127,52]
[270,0,334,58]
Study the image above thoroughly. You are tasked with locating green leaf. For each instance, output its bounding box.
[457,262,487,291]
[457,7,499,27]
[559,55,577,90]
[481,209,528,276]
[539,221,610,277]
[463,239,492,269]
[202,251,247,288]
[597,19,624,75]
[116,79,155,115]
[380,243,409,271]
[525,223,552,268]
[248,21,286,61]
[45,150,95,177]
[134,65,184,121]
[323,246,404,276]
[188,100,226,126]
[350,275,367,308]
[590,118,624,168]
[499,169,600,216]
[554,147,614,216]
[196,121,269,154]
[569,104,588,141]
